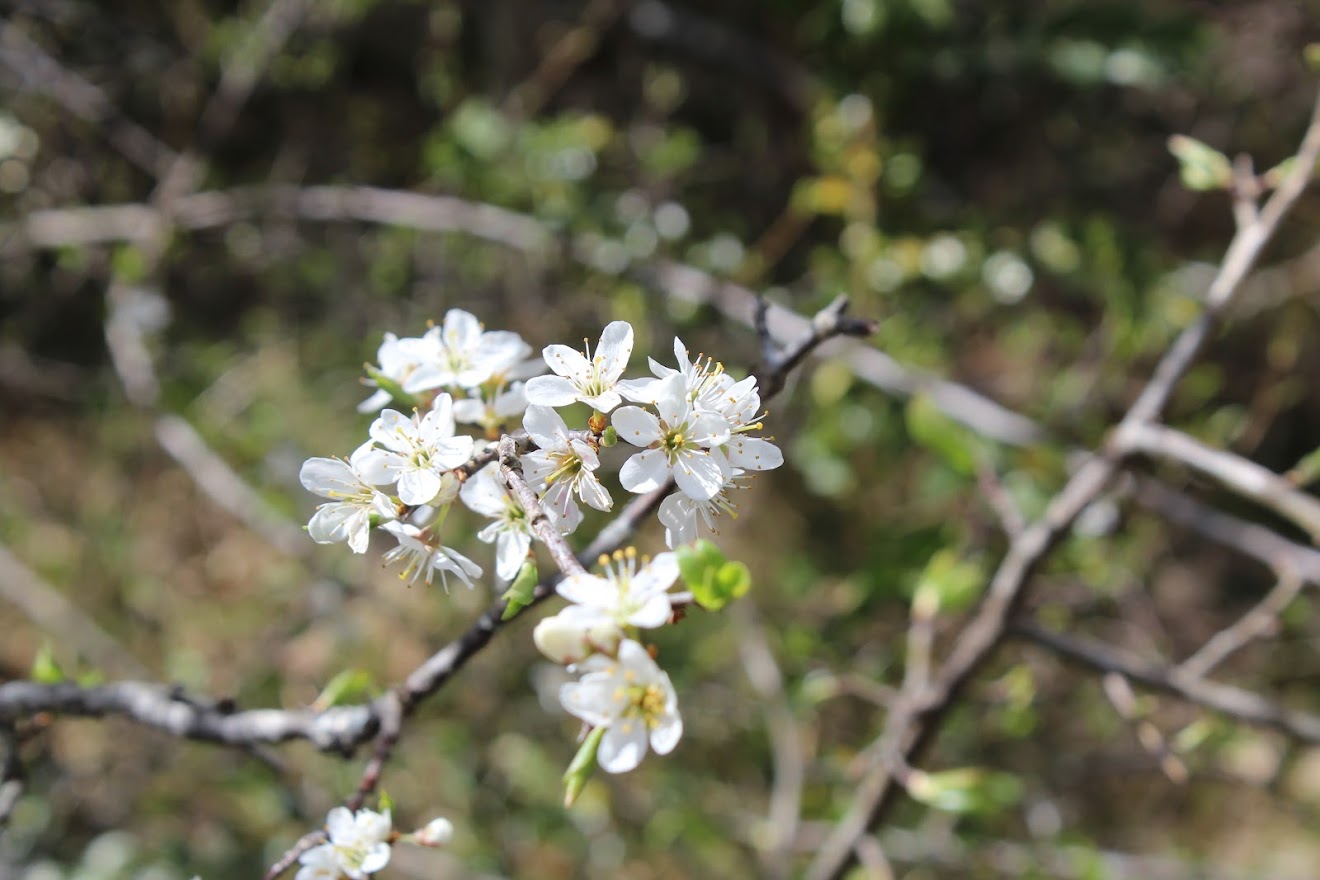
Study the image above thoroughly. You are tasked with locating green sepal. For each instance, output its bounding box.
[501,560,539,620]
[364,364,422,410]
[31,641,65,684]
[676,539,752,611]
[601,425,618,447]
[312,668,375,710]
[563,725,605,808]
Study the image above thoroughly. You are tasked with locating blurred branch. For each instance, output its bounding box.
[803,86,1320,880]
[1130,476,1320,583]
[0,542,151,679]
[0,725,22,827]
[4,185,1043,449]
[1117,421,1320,542]
[502,0,621,119]
[733,602,804,879]
[1178,572,1306,679]
[1015,622,1320,743]
[0,17,177,176]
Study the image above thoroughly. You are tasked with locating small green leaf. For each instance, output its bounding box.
[378,788,395,814]
[563,725,605,808]
[905,393,981,476]
[1305,43,1320,72]
[31,642,65,684]
[912,548,985,616]
[1167,134,1232,191]
[312,669,375,710]
[600,425,618,447]
[907,767,1023,815]
[676,540,752,610]
[501,560,539,620]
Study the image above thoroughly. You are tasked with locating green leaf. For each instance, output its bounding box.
[676,540,752,611]
[906,767,1024,815]
[31,642,65,684]
[562,725,605,808]
[904,394,981,476]
[501,560,539,620]
[378,788,395,814]
[1167,134,1232,192]
[911,548,985,617]
[312,669,375,710]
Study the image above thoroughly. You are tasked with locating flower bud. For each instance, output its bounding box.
[533,608,621,665]
[413,816,454,847]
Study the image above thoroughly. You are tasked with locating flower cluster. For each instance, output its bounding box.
[296,808,454,880]
[300,310,782,780]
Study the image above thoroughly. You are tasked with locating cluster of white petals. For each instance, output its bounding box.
[302,312,786,783]
[297,807,392,880]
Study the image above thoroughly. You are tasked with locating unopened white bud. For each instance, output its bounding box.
[414,816,454,847]
[533,608,621,665]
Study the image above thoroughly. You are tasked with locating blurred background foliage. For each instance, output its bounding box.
[3,0,1320,878]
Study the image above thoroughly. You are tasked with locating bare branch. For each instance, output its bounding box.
[1015,622,1320,743]
[1117,422,1320,542]
[0,542,151,679]
[1178,572,1306,680]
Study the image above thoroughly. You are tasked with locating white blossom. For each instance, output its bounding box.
[524,320,634,411]
[300,442,397,554]
[297,807,392,880]
[459,463,534,582]
[627,337,783,474]
[403,309,531,394]
[559,639,682,773]
[521,404,612,533]
[557,548,678,629]
[614,372,731,501]
[381,521,482,590]
[360,395,474,506]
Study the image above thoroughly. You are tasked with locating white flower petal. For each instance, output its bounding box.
[523,404,569,449]
[612,406,662,447]
[541,344,592,380]
[595,320,634,380]
[524,375,580,407]
[672,450,724,501]
[598,722,648,774]
[397,468,443,506]
[557,572,610,607]
[620,449,671,494]
[725,436,784,470]
[649,709,683,755]
[494,529,531,582]
[299,457,358,497]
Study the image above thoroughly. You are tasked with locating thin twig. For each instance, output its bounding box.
[1015,622,1320,743]
[1117,422,1320,542]
[733,602,804,879]
[0,542,152,679]
[1178,572,1307,680]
